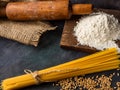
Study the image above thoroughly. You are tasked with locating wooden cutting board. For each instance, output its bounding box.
[60,8,120,53]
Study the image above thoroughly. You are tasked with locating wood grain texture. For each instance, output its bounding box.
[60,9,120,53]
[6,0,70,21]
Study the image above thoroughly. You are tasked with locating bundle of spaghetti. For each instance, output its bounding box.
[1,48,120,90]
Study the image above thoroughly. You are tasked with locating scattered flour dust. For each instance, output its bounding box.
[74,12,120,52]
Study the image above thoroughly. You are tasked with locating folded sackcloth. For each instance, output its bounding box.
[0,20,56,46]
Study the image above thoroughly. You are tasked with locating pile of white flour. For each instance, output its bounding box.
[74,12,120,51]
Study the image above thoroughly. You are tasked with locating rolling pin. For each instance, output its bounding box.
[0,0,93,20]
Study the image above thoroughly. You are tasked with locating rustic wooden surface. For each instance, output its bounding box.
[1,1,120,89]
[60,9,120,53]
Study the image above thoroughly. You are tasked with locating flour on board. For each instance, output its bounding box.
[74,12,120,51]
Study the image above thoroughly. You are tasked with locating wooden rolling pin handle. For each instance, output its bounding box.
[72,4,93,15]
[0,1,93,20]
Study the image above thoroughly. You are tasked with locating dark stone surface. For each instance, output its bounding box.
[0,0,120,90]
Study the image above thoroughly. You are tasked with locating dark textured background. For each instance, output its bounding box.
[0,0,120,90]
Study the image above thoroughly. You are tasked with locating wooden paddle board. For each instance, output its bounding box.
[60,8,120,53]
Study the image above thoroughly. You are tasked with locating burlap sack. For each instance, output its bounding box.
[0,20,56,46]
